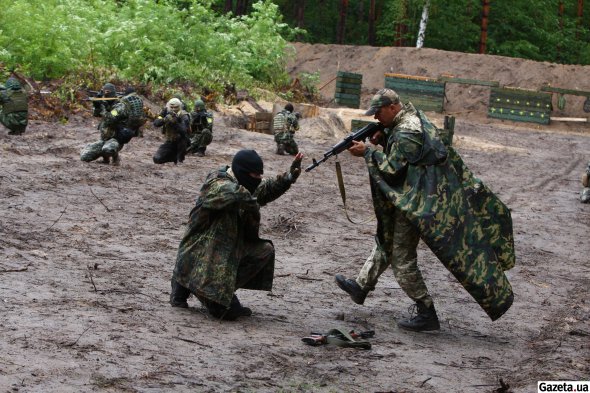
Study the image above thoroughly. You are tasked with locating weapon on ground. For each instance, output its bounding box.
[305,122,384,172]
[302,329,375,346]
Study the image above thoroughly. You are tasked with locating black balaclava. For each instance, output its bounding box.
[231,150,264,194]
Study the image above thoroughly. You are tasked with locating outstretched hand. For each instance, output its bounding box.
[289,152,304,183]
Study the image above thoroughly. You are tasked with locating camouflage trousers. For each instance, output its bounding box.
[356,208,433,307]
[274,131,298,155]
[0,110,28,134]
[187,130,212,153]
[153,138,188,164]
[80,138,121,162]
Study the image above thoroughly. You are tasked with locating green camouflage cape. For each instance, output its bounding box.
[173,166,293,308]
[365,105,515,320]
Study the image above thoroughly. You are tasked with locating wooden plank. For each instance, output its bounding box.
[335,81,363,90]
[540,86,590,97]
[337,71,362,80]
[334,92,361,100]
[488,111,550,125]
[335,86,362,95]
[550,117,588,122]
[438,76,500,87]
[385,77,445,91]
[384,73,438,82]
[386,83,446,97]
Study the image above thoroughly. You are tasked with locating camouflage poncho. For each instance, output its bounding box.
[365,103,515,320]
[173,166,293,308]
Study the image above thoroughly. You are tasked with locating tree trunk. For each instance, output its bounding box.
[337,0,349,44]
[394,0,408,47]
[479,0,490,54]
[236,0,246,16]
[224,0,233,14]
[416,0,431,48]
[296,0,305,29]
[368,0,376,45]
[577,0,584,38]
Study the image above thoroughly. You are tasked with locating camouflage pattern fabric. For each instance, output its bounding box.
[273,110,300,154]
[0,88,28,134]
[364,103,515,321]
[187,110,213,153]
[172,166,294,308]
[80,138,121,162]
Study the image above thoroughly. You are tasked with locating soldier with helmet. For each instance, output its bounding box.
[187,99,213,157]
[152,98,190,165]
[80,83,145,165]
[0,77,28,135]
[272,103,300,155]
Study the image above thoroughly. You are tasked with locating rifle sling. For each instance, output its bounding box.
[335,160,374,225]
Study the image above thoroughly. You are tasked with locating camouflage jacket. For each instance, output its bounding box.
[173,166,293,308]
[154,110,190,142]
[365,103,515,320]
[273,110,299,135]
[189,109,213,135]
[97,100,128,140]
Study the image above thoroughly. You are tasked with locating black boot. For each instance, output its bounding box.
[200,294,252,321]
[335,274,368,305]
[169,279,190,308]
[397,302,440,332]
[276,144,285,155]
[195,147,206,157]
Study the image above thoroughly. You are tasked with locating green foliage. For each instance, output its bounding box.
[0,0,299,91]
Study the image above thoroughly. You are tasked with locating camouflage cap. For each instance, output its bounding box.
[364,88,401,116]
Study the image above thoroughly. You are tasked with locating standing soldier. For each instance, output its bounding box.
[0,77,28,135]
[80,83,144,165]
[187,99,213,157]
[152,98,190,165]
[273,103,300,155]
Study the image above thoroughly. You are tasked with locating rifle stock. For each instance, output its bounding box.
[305,122,383,172]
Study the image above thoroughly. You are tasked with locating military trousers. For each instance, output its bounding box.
[187,130,212,153]
[235,240,275,290]
[0,110,27,134]
[80,138,121,162]
[153,138,188,164]
[274,131,298,155]
[356,208,433,308]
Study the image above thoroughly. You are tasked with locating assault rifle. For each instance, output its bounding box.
[85,89,125,101]
[305,122,384,172]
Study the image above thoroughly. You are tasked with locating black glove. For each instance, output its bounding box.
[165,113,178,124]
[289,156,302,183]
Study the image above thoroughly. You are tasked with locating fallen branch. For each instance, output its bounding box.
[295,275,323,281]
[0,264,31,273]
[48,205,68,230]
[89,187,110,212]
[174,336,212,348]
[64,325,93,347]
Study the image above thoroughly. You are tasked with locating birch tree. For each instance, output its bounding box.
[416,0,431,48]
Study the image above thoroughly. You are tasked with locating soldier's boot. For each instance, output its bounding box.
[397,302,440,332]
[201,294,252,321]
[276,144,286,156]
[101,156,110,164]
[195,147,206,157]
[169,279,190,308]
[583,172,589,188]
[581,188,590,203]
[111,152,120,166]
[335,274,368,305]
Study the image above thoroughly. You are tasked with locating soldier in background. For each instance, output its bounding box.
[80,83,144,165]
[272,103,300,155]
[152,98,190,165]
[0,77,28,135]
[187,99,213,157]
[581,162,590,203]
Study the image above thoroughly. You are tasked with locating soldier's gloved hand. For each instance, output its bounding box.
[165,113,177,123]
[288,152,304,183]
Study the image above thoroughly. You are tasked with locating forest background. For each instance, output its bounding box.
[1,0,589,104]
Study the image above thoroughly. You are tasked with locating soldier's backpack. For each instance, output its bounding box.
[121,93,146,130]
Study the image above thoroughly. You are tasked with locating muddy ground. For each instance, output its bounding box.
[1,104,589,393]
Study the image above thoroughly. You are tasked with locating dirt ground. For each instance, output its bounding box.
[1,45,590,393]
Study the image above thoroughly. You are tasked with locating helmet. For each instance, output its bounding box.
[194,99,205,111]
[102,83,117,98]
[5,77,21,90]
[167,98,182,113]
[284,103,294,112]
